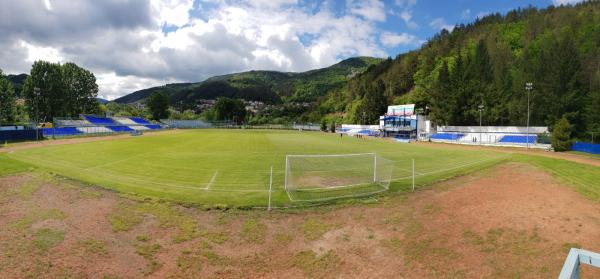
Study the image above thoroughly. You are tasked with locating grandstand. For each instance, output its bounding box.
[44,115,163,138]
[429,126,549,148]
[339,124,381,136]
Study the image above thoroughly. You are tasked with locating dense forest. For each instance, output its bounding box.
[317,1,599,140]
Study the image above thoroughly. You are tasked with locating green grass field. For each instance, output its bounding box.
[4,129,508,207]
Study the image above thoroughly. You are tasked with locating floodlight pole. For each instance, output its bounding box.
[478,104,484,146]
[525,82,533,149]
[34,87,40,141]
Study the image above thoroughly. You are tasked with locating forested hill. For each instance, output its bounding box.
[320,1,599,139]
[114,57,383,105]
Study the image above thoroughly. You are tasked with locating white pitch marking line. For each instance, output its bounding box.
[205,171,218,190]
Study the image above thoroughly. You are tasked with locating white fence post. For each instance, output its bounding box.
[268,166,273,211]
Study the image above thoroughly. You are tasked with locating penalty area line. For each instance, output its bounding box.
[203,171,218,190]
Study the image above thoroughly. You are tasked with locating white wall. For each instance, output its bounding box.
[437,126,548,134]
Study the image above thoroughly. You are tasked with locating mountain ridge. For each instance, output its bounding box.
[113,56,384,105]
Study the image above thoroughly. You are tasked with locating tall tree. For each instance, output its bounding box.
[62,62,99,116]
[146,91,169,120]
[355,80,387,124]
[213,97,247,124]
[0,71,17,124]
[430,60,452,125]
[22,61,65,122]
[552,115,572,151]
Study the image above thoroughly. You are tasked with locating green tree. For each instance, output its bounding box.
[22,61,65,122]
[551,116,572,152]
[62,62,99,116]
[146,91,170,120]
[329,120,336,133]
[0,74,17,124]
[429,60,452,125]
[320,119,327,132]
[213,97,247,124]
[355,80,387,124]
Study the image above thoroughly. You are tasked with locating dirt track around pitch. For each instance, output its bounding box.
[1,162,600,278]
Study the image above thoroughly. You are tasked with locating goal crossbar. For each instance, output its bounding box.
[284,153,393,202]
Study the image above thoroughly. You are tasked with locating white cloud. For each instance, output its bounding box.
[553,0,585,5]
[394,0,417,6]
[380,32,419,47]
[429,17,454,32]
[399,10,418,29]
[347,0,386,22]
[476,11,490,19]
[95,73,173,100]
[43,0,53,11]
[151,0,194,27]
[20,40,64,63]
[394,0,418,29]
[461,9,471,19]
[0,0,392,100]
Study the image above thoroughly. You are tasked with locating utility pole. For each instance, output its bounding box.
[478,104,484,146]
[525,82,533,149]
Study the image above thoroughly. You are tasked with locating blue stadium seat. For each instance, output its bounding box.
[499,135,537,144]
[144,124,162,130]
[130,117,151,124]
[430,133,464,140]
[42,127,83,137]
[84,115,116,125]
[107,126,134,132]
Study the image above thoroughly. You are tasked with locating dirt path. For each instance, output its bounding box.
[414,141,600,167]
[1,163,599,278]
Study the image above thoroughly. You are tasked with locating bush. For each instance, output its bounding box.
[552,116,572,151]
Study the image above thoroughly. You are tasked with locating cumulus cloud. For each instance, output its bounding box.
[394,0,418,29]
[429,17,454,32]
[0,0,403,99]
[347,0,386,22]
[553,0,585,5]
[380,32,419,47]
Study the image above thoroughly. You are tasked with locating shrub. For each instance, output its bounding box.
[552,116,572,151]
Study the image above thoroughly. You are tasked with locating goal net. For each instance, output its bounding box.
[285,153,393,202]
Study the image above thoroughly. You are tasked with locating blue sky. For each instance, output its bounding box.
[0,0,585,99]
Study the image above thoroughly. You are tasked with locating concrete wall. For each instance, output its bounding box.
[437,126,548,134]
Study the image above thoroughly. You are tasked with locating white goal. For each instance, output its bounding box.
[284,153,394,202]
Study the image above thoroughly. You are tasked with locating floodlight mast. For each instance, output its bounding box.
[525,82,533,149]
[478,104,484,146]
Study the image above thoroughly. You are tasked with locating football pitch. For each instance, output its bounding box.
[6,129,507,207]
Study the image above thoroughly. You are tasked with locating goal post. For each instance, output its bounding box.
[285,153,393,202]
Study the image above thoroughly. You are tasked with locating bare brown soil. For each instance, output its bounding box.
[1,163,599,278]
